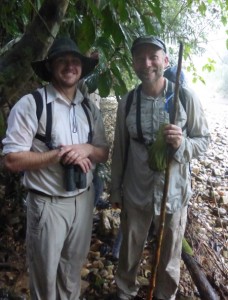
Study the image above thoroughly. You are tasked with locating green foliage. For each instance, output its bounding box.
[76,16,96,53]
[0,0,35,41]
[202,58,216,72]
[147,124,168,172]
[187,62,206,84]
[98,70,113,97]
[182,238,194,255]
[0,0,227,99]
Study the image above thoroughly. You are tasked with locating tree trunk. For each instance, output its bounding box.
[0,0,70,107]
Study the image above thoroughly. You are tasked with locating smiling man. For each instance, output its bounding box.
[2,37,109,300]
[109,35,210,300]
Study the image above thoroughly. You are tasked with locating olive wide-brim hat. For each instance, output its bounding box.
[31,37,99,82]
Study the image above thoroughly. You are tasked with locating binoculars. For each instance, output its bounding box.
[64,164,87,191]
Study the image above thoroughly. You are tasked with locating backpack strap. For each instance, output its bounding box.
[81,98,93,144]
[125,89,135,118]
[179,87,187,133]
[31,87,53,150]
[32,89,93,149]
[135,84,144,143]
[125,82,188,144]
[32,90,43,122]
[125,84,145,143]
[165,80,187,133]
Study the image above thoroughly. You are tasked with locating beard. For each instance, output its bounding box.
[136,66,164,84]
[52,74,80,90]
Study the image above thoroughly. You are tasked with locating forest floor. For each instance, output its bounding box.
[0,88,227,300]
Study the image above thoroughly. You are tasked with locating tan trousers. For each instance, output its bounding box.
[116,205,187,300]
[26,186,94,300]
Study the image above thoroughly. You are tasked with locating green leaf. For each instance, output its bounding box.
[113,83,127,99]
[85,72,99,94]
[117,1,129,22]
[198,1,207,16]
[77,16,95,53]
[146,0,163,25]
[141,15,156,34]
[111,22,125,46]
[101,6,113,38]
[86,0,103,17]
[182,238,194,256]
[221,15,227,26]
[97,70,112,97]
[110,62,128,95]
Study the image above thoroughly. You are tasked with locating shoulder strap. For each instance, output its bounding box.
[81,98,93,144]
[44,87,53,149]
[179,87,187,133]
[31,90,43,122]
[165,81,187,133]
[32,88,53,150]
[125,88,135,118]
[179,86,186,112]
[135,85,144,143]
[125,84,144,144]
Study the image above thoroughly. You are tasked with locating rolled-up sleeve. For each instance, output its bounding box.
[2,95,38,154]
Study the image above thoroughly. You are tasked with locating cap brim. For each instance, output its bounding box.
[131,41,165,53]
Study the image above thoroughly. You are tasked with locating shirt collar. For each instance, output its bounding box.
[45,83,84,105]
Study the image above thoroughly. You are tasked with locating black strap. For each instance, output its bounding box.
[125,81,188,145]
[32,87,53,150]
[45,87,53,149]
[125,84,145,143]
[125,89,135,118]
[32,89,93,148]
[81,98,93,144]
[32,90,43,122]
[136,85,144,143]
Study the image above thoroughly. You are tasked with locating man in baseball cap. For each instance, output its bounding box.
[109,34,210,300]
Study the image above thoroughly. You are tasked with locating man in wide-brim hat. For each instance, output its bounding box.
[31,36,98,82]
[2,36,109,300]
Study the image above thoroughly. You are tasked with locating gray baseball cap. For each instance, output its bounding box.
[131,35,167,54]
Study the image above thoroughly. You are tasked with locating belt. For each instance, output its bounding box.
[28,189,67,198]
[28,187,90,198]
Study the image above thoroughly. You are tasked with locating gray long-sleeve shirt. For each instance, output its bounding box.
[110,80,210,215]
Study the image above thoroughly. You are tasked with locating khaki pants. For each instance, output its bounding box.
[116,205,187,300]
[26,186,94,300]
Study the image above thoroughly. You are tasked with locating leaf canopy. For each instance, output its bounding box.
[0,0,227,100]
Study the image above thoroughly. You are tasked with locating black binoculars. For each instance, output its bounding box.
[64,164,87,191]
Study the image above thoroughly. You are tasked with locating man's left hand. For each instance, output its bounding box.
[164,124,182,149]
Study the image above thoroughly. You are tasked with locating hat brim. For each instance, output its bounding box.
[131,36,167,54]
[131,41,165,54]
[31,52,98,82]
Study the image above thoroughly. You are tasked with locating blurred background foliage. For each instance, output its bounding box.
[0,0,227,98]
